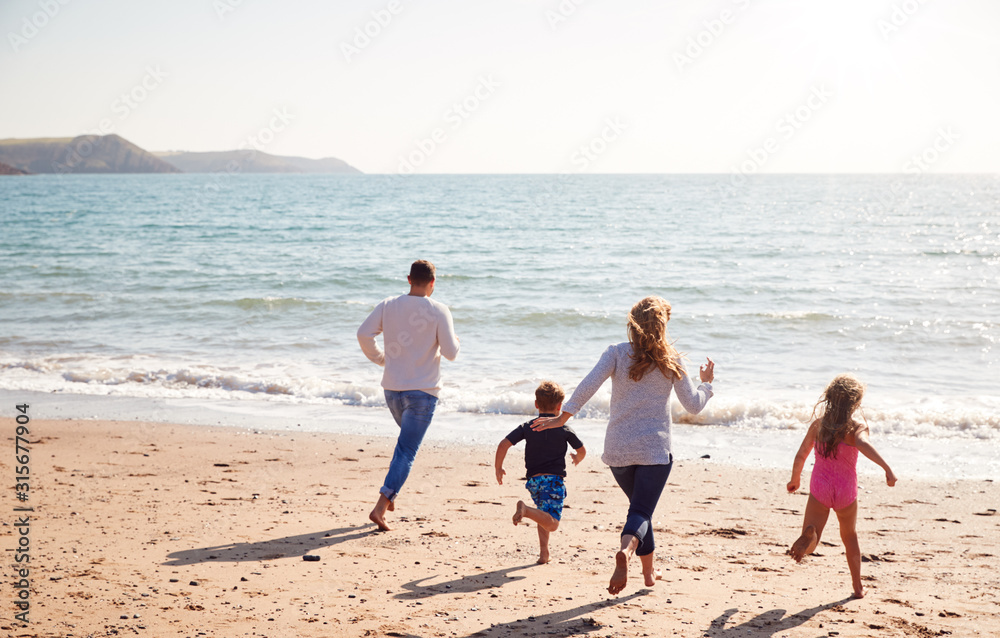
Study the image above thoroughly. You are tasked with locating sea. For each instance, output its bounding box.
[1,174,997,480]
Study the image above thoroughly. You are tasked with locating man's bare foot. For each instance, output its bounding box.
[642,568,662,587]
[513,500,527,526]
[787,525,817,563]
[368,508,390,531]
[608,551,628,595]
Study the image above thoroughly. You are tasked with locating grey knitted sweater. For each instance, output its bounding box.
[562,342,713,467]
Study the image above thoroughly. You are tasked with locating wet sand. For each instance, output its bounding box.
[2,418,998,637]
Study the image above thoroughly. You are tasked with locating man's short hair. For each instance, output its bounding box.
[409,260,436,285]
[535,380,565,412]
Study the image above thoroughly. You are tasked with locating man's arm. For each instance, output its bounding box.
[437,306,460,361]
[495,439,513,485]
[357,301,386,366]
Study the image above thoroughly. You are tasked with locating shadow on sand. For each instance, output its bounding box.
[163,524,376,566]
[456,590,649,637]
[704,597,854,637]
[394,563,539,599]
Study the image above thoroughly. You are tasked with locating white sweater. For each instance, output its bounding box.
[357,294,460,397]
[563,342,713,467]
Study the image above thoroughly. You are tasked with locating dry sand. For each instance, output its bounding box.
[1,418,998,637]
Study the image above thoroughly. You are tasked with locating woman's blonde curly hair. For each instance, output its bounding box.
[626,296,686,382]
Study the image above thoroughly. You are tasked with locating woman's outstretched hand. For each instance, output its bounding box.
[700,357,715,383]
[531,412,570,431]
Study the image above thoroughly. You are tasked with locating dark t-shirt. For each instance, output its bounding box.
[505,414,584,478]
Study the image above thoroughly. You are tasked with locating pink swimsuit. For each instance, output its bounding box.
[809,442,859,510]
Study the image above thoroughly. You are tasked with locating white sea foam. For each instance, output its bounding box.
[2,353,996,440]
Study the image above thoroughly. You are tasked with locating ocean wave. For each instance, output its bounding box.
[1,355,997,439]
[757,311,838,322]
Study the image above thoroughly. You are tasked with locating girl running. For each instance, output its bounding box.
[787,374,897,599]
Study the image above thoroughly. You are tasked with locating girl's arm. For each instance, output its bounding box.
[854,426,897,486]
[787,421,818,493]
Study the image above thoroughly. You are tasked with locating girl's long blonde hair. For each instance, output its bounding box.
[626,296,686,382]
[813,374,865,458]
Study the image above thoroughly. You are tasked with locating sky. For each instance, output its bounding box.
[1,0,998,174]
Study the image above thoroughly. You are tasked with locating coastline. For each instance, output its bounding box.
[5,389,998,481]
[2,417,997,637]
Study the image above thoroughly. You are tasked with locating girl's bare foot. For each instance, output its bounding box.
[608,551,628,595]
[788,525,817,562]
[513,500,527,525]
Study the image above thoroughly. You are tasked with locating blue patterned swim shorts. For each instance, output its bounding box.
[525,474,567,520]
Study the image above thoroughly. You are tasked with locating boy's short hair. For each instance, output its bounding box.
[409,260,436,285]
[535,380,565,412]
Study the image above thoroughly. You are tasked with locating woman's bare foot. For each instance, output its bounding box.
[513,500,526,526]
[788,525,817,562]
[608,551,628,595]
[387,500,394,512]
[639,552,660,586]
[852,585,865,599]
[537,550,550,565]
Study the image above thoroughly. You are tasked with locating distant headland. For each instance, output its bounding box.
[0,135,361,175]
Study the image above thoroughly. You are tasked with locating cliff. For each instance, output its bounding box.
[155,150,362,174]
[0,160,31,175]
[0,135,181,174]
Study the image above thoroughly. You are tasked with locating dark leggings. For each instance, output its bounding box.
[609,462,673,556]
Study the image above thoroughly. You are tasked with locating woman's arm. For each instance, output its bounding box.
[787,421,817,493]
[673,357,715,414]
[532,346,616,431]
[854,426,897,486]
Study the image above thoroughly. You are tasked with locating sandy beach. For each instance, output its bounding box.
[2,417,998,637]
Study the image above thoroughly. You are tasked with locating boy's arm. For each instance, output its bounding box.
[570,444,586,466]
[788,422,817,493]
[855,426,897,486]
[495,439,513,485]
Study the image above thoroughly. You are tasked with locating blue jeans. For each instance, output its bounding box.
[380,390,438,501]
[610,462,673,556]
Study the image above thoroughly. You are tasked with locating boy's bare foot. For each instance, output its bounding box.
[608,551,628,595]
[642,568,662,587]
[513,500,527,526]
[369,508,390,531]
[788,525,817,563]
